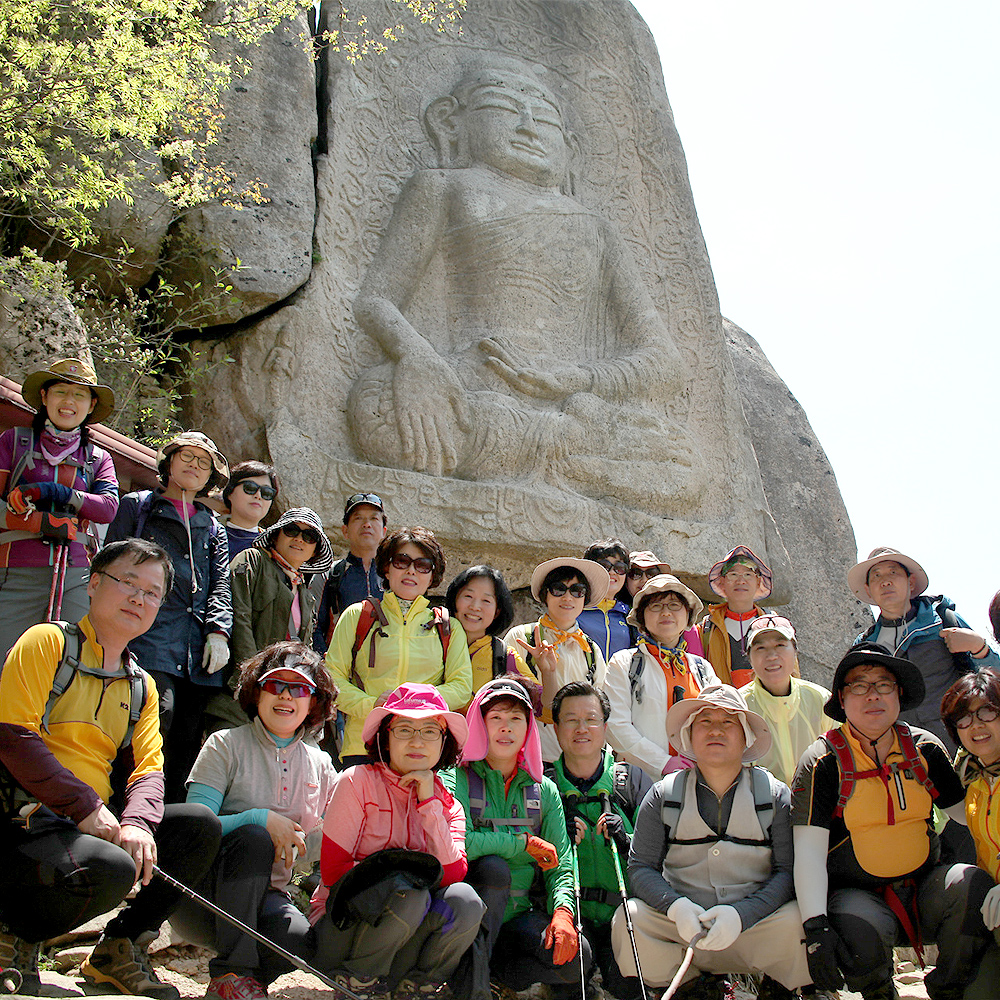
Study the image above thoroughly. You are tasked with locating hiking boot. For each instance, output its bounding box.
[80,935,180,999]
[0,922,40,995]
[204,974,268,1000]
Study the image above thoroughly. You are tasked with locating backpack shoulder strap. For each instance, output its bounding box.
[894,722,939,803]
[522,782,542,833]
[660,768,689,842]
[430,605,451,665]
[822,728,856,818]
[628,648,645,703]
[584,637,597,683]
[491,636,509,679]
[121,653,147,750]
[350,598,388,690]
[40,622,81,734]
[750,765,775,839]
[612,761,633,815]
[5,428,37,497]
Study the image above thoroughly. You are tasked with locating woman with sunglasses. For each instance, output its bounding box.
[503,557,610,762]
[309,683,484,993]
[941,667,1000,935]
[326,526,472,766]
[206,508,334,732]
[177,642,339,1000]
[624,551,704,654]
[576,538,633,662]
[221,462,280,561]
[105,430,231,802]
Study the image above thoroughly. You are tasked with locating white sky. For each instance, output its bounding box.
[630,0,1000,639]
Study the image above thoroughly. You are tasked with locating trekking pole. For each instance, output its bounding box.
[151,865,363,1000]
[598,792,646,1000]
[568,841,588,1000]
[46,543,69,621]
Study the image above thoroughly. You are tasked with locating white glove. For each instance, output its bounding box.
[203,633,229,674]
[696,905,741,951]
[666,897,706,943]
[982,884,1000,930]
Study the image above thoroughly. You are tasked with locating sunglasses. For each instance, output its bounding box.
[627,565,662,580]
[346,492,382,508]
[281,524,322,545]
[390,552,434,574]
[239,480,277,501]
[547,581,587,598]
[955,705,1000,729]
[259,679,316,698]
[595,559,628,575]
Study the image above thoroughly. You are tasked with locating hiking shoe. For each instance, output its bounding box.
[204,974,268,1000]
[0,922,40,995]
[80,935,179,999]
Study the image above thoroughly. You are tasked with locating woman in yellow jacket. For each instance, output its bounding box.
[738,615,834,785]
[326,526,472,765]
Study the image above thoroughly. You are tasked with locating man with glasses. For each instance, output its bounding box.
[546,681,650,1000]
[791,644,992,1000]
[313,492,388,654]
[696,546,774,689]
[578,538,633,661]
[0,539,221,997]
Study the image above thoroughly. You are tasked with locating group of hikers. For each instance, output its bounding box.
[2,359,1000,1000]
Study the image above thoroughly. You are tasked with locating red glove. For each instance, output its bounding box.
[6,486,35,515]
[544,907,578,966]
[525,834,559,870]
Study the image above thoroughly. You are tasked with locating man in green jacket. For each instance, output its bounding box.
[444,678,591,999]
[547,681,650,1000]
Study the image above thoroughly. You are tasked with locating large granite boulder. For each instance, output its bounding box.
[190,0,793,600]
[724,319,871,681]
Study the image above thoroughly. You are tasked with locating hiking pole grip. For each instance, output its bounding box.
[151,864,362,1000]
[599,792,646,1000]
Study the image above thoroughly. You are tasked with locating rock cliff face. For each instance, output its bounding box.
[0,2,866,675]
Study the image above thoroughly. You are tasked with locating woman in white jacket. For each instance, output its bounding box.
[604,574,718,778]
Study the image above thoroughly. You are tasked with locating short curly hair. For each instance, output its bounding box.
[235,641,338,732]
[376,526,446,590]
[940,667,1000,749]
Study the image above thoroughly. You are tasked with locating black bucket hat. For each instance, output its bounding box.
[824,642,926,722]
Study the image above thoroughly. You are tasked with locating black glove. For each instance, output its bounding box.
[600,810,625,841]
[802,915,846,992]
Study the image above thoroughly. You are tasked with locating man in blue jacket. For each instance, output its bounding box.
[848,546,998,752]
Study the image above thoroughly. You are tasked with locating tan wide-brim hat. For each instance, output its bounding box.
[847,546,928,603]
[529,557,610,610]
[629,550,672,573]
[666,683,772,764]
[626,574,704,630]
[22,357,116,424]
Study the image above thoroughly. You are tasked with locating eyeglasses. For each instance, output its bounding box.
[558,716,605,730]
[98,571,164,607]
[239,481,277,501]
[281,524,322,545]
[389,724,444,742]
[955,705,1000,729]
[645,597,687,614]
[722,569,760,582]
[175,449,212,470]
[547,582,587,598]
[346,492,382,508]
[627,565,661,580]
[390,553,434,574]
[843,679,898,696]
[259,679,316,698]
[595,559,628,575]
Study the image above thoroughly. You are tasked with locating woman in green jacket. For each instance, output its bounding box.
[443,677,591,999]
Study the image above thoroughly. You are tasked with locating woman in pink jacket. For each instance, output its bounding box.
[309,683,486,992]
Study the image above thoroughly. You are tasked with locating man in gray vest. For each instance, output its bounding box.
[611,684,811,1000]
